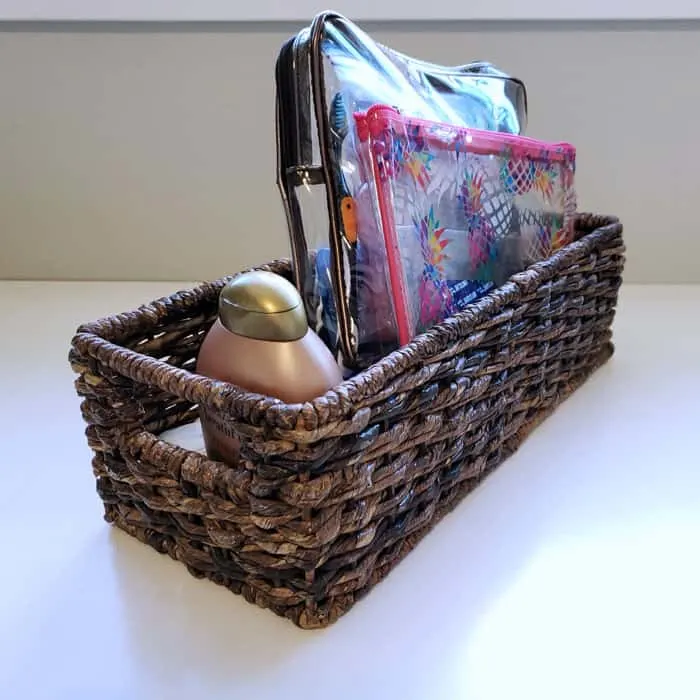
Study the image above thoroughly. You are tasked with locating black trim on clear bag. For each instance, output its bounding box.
[275,37,307,295]
[275,34,328,338]
[309,11,357,365]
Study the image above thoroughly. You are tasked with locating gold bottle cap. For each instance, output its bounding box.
[218,270,308,342]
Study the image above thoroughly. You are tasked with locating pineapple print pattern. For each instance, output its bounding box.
[364,108,576,342]
[519,208,552,264]
[415,207,453,329]
[501,157,536,196]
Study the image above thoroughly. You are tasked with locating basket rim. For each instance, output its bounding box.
[70,212,624,430]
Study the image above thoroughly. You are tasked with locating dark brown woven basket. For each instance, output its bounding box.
[69,213,625,628]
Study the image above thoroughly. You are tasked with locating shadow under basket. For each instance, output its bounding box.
[69,213,625,629]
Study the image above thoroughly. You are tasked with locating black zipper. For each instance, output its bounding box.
[275,36,300,169]
[309,11,357,366]
[275,35,313,315]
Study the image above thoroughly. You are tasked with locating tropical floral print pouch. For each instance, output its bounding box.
[354,104,577,346]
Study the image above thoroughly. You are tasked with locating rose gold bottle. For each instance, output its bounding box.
[196,270,342,464]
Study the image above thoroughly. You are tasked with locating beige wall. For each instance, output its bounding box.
[1,22,698,282]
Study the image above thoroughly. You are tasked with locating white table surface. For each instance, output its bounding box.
[0,281,699,700]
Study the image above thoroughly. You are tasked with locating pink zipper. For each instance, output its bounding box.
[366,134,411,346]
[355,104,575,162]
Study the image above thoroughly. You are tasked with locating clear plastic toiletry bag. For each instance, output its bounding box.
[275,10,528,369]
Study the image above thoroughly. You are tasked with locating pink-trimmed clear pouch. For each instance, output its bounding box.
[354,105,577,347]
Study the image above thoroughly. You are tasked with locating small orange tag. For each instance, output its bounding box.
[340,196,357,245]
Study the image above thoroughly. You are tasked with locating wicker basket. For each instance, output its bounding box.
[69,213,625,628]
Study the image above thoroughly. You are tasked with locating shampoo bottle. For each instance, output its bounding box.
[196,270,342,464]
